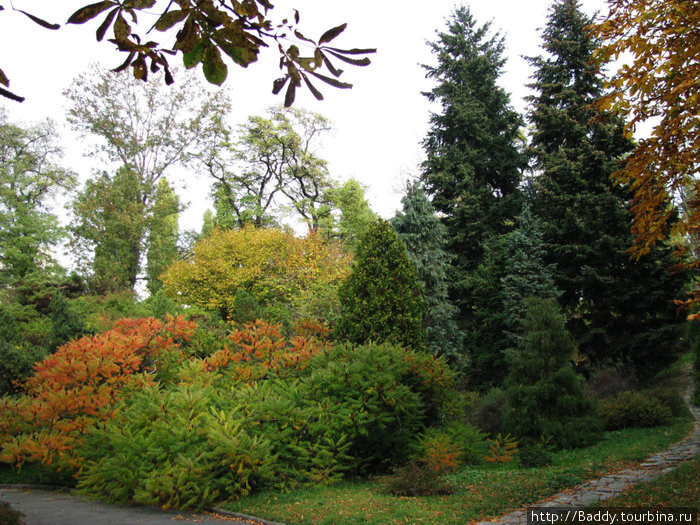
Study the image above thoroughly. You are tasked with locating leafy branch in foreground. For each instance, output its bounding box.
[0,4,60,102]
[590,0,699,311]
[1,1,376,105]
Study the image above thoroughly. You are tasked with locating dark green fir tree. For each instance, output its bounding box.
[528,0,687,374]
[336,219,425,350]
[420,6,526,384]
[421,6,525,273]
[391,181,463,366]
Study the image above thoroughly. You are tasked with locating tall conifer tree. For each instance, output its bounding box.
[420,6,525,382]
[528,0,686,373]
[421,6,525,273]
[392,182,463,365]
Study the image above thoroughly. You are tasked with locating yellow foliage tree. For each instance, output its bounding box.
[161,226,351,322]
[591,0,699,308]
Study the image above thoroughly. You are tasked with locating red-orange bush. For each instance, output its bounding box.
[418,431,462,473]
[201,319,330,382]
[0,316,195,471]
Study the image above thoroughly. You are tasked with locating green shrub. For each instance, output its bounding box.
[75,339,455,507]
[518,440,552,468]
[77,384,277,509]
[140,290,186,319]
[467,387,508,437]
[584,365,636,400]
[647,386,687,418]
[504,298,601,449]
[47,292,91,352]
[227,378,352,489]
[441,421,489,465]
[410,422,487,469]
[303,342,438,473]
[183,320,232,359]
[687,319,700,406]
[0,341,47,395]
[70,291,151,332]
[379,461,455,497]
[599,391,673,430]
[412,429,463,472]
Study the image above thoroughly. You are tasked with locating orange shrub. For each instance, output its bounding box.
[0,316,196,471]
[201,319,330,382]
[418,431,463,473]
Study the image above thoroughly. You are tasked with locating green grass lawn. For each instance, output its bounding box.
[221,416,693,525]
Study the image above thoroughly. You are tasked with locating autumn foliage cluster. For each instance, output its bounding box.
[0,316,195,470]
[161,226,351,323]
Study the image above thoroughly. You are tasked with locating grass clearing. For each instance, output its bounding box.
[221,416,692,525]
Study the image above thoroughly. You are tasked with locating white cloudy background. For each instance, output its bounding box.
[0,0,609,241]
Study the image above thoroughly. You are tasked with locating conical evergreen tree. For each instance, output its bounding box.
[336,219,425,350]
[500,203,561,344]
[421,6,525,274]
[420,7,526,383]
[504,297,601,449]
[459,202,560,387]
[528,0,686,373]
[391,181,463,365]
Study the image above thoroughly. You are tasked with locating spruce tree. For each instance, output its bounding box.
[421,6,525,273]
[500,203,560,344]
[336,219,425,350]
[528,0,686,373]
[504,297,601,449]
[420,7,526,383]
[391,181,463,365]
[460,202,559,387]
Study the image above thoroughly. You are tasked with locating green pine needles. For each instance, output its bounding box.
[504,297,601,449]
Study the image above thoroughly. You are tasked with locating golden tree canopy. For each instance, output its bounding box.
[592,0,699,263]
[161,226,351,320]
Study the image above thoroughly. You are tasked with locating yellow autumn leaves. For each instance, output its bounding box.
[161,226,351,321]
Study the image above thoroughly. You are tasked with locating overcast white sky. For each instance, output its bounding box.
[1,0,609,236]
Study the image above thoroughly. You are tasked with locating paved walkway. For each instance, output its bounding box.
[475,379,700,525]
[0,486,276,525]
